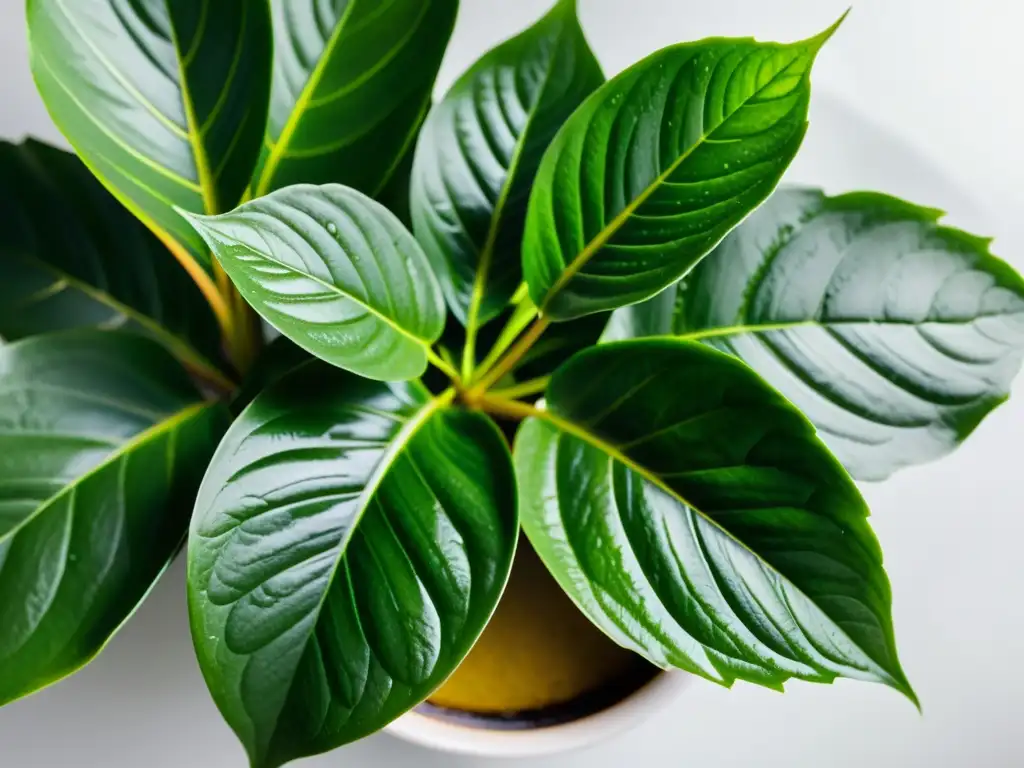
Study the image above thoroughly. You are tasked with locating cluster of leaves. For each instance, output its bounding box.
[2,1,1022,767]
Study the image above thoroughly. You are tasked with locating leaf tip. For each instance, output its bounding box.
[884,668,920,712]
[900,680,922,714]
[807,8,851,52]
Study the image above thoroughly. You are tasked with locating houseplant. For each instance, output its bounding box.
[2,0,1021,766]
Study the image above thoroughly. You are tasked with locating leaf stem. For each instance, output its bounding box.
[470,298,539,384]
[426,347,461,382]
[490,376,550,401]
[470,314,551,394]
[461,310,481,382]
[183,357,237,395]
[225,293,263,376]
[477,393,539,422]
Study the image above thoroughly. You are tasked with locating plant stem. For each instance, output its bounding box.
[224,290,263,375]
[490,376,551,401]
[426,347,461,383]
[470,314,551,394]
[477,393,539,422]
[479,393,552,423]
[471,298,538,385]
[184,359,237,397]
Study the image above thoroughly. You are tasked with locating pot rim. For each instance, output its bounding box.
[386,670,689,758]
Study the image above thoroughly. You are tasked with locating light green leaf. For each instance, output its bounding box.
[27,0,272,297]
[515,339,914,700]
[0,330,227,706]
[522,21,842,320]
[188,363,517,768]
[0,138,228,386]
[411,0,604,327]
[183,184,446,382]
[251,0,459,198]
[653,187,1024,480]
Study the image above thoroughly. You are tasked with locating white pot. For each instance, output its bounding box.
[386,671,690,758]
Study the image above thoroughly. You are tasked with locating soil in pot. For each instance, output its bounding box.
[420,537,658,729]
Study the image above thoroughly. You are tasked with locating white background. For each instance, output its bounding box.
[1,1,1023,766]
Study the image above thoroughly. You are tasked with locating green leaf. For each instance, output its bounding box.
[666,187,1024,480]
[251,0,459,199]
[0,138,227,385]
[182,184,446,382]
[27,0,273,291]
[514,339,914,700]
[188,363,518,768]
[375,132,420,230]
[0,330,227,706]
[411,0,603,327]
[522,21,842,320]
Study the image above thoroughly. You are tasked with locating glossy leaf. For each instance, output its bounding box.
[250,0,459,198]
[411,0,603,326]
[0,331,226,706]
[183,184,446,382]
[0,139,226,384]
[666,188,1024,480]
[515,340,913,699]
[27,0,272,302]
[522,22,841,320]
[188,363,517,768]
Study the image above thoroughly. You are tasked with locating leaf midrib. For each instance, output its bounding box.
[676,314,1024,342]
[517,398,908,694]
[11,252,225,382]
[539,44,810,313]
[0,401,210,546]
[254,0,359,198]
[463,12,569,338]
[166,0,221,215]
[199,223,436,349]
[261,386,455,761]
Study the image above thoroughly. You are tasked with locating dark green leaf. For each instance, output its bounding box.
[666,187,1024,480]
[515,339,914,699]
[0,330,227,706]
[183,184,446,382]
[28,0,272,287]
[188,363,517,768]
[411,0,603,327]
[375,132,420,230]
[522,22,841,320]
[250,0,459,199]
[0,139,226,383]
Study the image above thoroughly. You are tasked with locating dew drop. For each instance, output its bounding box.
[326,222,338,236]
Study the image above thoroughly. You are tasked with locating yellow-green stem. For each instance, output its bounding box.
[490,376,551,401]
[477,393,538,422]
[470,315,551,395]
[471,299,539,385]
[427,347,461,383]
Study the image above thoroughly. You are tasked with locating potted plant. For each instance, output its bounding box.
[3,0,1021,766]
